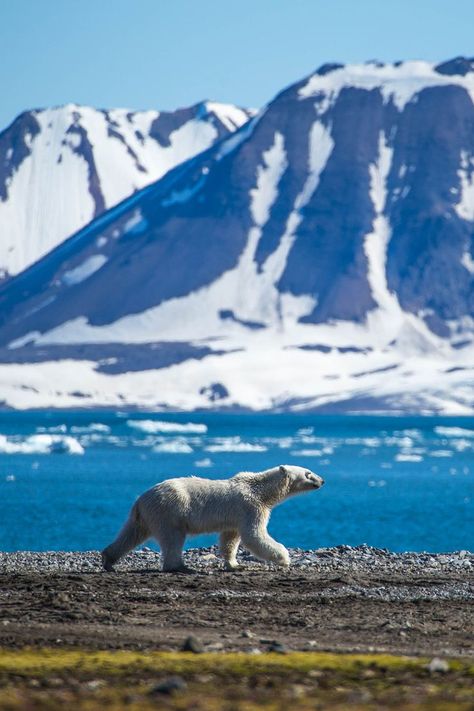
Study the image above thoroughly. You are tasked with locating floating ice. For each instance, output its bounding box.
[70,423,111,433]
[434,426,474,438]
[395,453,423,462]
[126,420,207,434]
[152,440,193,454]
[194,458,213,468]
[290,449,323,457]
[205,438,267,453]
[37,424,68,433]
[0,434,84,455]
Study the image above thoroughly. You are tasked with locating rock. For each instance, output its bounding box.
[267,641,288,654]
[182,635,204,653]
[427,657,449,673]
[149,676,187,695]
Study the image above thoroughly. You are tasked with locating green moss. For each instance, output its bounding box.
[0,649,472,711]
[2,648,472,676]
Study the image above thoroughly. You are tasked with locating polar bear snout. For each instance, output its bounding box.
[305,471,324,489]
[283,465,324,494]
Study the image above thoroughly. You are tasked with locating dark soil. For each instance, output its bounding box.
[1,548,472,656]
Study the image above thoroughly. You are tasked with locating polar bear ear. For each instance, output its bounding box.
[279,465,287,475]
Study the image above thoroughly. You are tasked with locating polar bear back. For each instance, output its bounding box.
[137,476,254,535]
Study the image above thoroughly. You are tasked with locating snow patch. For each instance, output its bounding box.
[124,210,148,234]
[62,254,107,286]
[455,151,474,222]
[250,132,287,226]
[364,132,396,312]
[205,102,252,131]
[461,250,474,274]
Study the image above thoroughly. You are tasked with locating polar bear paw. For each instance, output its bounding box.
[224,560,240,571]
[274,546,291,567]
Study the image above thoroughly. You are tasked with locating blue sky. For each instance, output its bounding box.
[1,0,473,129]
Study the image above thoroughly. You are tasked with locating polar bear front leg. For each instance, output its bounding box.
[240,516,290,567]
[220,530,241,570]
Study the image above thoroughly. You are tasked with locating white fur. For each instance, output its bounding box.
[102,465,324,572]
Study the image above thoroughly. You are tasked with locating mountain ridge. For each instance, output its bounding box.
[0,58,473,413]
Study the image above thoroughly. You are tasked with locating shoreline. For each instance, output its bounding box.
[1,546,472,658]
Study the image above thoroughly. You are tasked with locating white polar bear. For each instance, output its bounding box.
[101,464,324,572]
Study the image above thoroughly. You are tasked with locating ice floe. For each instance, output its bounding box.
[205,438,267,453]
[126,420,207,434]
[0,434,84,455]
[434,426,474,438]
[152,439,194,454]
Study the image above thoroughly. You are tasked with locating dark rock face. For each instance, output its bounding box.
[0,111,40,201]
[385,85,474,325]
[435,57,474,76]
[65,122,106,218]
[0,59,473,351]
[279,86,390,323]
[0,342,224,373]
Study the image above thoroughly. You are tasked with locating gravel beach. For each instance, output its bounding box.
[1,546,472,656]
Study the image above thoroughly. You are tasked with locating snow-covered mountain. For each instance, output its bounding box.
[0,58,473,413]
[0,101,252,279]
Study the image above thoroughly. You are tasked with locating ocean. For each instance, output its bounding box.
[0,411,472,553]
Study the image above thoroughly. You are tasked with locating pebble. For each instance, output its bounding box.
[241,629,254,638]
[0,547,472,605]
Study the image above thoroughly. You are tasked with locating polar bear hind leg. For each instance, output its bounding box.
[102,502,149,571]
[146,522,193,573]
[220,530,241,570]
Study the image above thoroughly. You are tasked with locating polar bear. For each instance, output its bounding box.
[101,464,324,572]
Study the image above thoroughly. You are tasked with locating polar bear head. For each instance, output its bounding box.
[280,464,324,496]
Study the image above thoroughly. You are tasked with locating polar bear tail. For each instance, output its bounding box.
[101,501,150,571]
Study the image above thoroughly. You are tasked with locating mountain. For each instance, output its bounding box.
[0,58,473,413]
[0,101,252,280]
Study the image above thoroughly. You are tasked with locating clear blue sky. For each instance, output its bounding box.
[1,0,473,129]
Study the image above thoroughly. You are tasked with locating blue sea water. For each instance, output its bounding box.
[0,411,472,553]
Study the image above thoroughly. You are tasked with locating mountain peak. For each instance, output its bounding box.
[0,100,251,280]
